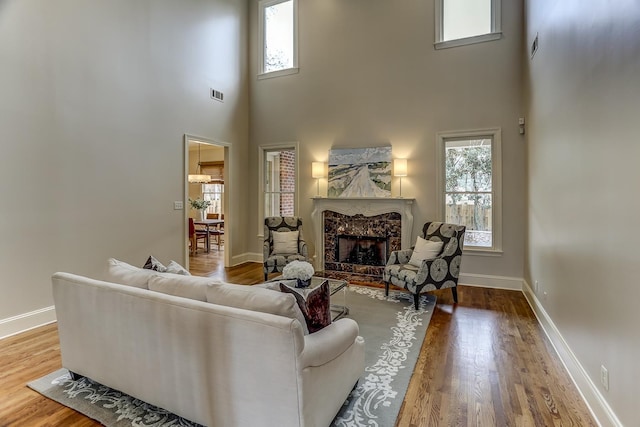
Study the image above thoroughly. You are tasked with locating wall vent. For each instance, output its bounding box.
[210,88,224,102]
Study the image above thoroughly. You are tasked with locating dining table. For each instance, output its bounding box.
[193,219,224,253]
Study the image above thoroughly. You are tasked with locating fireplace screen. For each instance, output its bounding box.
[337,235,388,266]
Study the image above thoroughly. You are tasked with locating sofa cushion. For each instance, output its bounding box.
[104,258,156,289]
[148,273,223,302]
[280,281,331,333]
[206,283,309,334]
[272,230,299,255]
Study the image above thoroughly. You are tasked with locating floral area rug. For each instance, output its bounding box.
[27,286,435,427]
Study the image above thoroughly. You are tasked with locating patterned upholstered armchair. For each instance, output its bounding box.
[383,221,465,309]
[263,217,309,280]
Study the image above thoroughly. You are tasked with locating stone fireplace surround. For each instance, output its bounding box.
[311,197,414,283]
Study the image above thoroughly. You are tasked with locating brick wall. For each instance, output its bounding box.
[279,150,295,216]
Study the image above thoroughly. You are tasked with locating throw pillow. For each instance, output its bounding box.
[165,260,191,276]
[408,236,444,267]
[271,230,299,255]
[104,258,157,289]
[279,280,331,334]
[143,255,167,272]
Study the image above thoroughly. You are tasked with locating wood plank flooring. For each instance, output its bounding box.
[0,250,597,426]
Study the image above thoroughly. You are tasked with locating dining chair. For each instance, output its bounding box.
[206,213,224,250]
[189,218,208,254]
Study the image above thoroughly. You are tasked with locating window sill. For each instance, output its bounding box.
[258,67,299,80]
[434,32,502,50]
[463,247,503,257]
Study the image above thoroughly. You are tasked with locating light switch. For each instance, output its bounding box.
[174,201,184,210]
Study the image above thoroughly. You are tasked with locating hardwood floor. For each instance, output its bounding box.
[0,250,597,426]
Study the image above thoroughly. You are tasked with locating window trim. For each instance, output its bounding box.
[257,142,299,238]
[434,0,502,50]
[258,0,299,79]
[436,128,502,255]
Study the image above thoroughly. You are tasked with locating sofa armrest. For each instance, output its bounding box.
[300,318,360,367]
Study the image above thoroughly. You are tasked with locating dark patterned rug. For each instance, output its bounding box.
[28,286,435,427]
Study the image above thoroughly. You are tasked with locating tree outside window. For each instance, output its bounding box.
[445,138,493,247]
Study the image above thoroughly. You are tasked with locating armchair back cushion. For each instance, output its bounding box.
[272,230,300,255]
[408,236,444,267]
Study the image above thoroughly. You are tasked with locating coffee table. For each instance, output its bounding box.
[273,276,349,321]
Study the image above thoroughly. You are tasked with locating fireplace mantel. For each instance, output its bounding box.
[311,197,415,271]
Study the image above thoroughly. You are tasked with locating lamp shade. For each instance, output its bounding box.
[312,162,325,179]
[394,158,408,177]
[188,174,211,183]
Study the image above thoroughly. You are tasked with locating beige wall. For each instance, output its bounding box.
[0,0,248,332]
[524,1,640,425]
[248,0,526,280]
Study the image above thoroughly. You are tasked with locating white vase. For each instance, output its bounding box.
[200,210,207,221]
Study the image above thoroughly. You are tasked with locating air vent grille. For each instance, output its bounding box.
[210,89,224,102]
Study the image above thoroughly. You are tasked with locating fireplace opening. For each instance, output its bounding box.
[337,235,388,266]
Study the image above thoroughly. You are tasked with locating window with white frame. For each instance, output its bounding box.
[259,145,298,234]
[437,128,502,252]
[258,0,298,78]
[435,0,501,49]
[202,183,224,216]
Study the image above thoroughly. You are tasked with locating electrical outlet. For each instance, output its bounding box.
[601,365,609,391]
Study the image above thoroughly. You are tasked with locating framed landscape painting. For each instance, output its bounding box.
[328,147,392,198]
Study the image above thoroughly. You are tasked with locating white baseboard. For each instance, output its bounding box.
[0,306,57,340]
[459,273,523,290]
[522,281,621,427]
[230,252,263,266]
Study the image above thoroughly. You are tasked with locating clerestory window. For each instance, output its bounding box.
[258,0,298,79]
[435,0,502,49]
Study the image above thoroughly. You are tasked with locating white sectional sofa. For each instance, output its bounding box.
[52,259,365,427]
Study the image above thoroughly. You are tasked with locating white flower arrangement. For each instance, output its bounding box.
[282,260,315,281]
[189,198,211,210]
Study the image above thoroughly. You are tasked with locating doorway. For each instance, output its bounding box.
[184,134,231,269]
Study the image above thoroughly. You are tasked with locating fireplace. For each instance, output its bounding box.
[323,211,401,281]
[311,197,414,283]
[337,235,388,266]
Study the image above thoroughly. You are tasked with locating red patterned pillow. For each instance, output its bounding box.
[279,280,331,333]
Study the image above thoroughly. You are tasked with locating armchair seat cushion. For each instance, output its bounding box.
[265,253,308,270]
